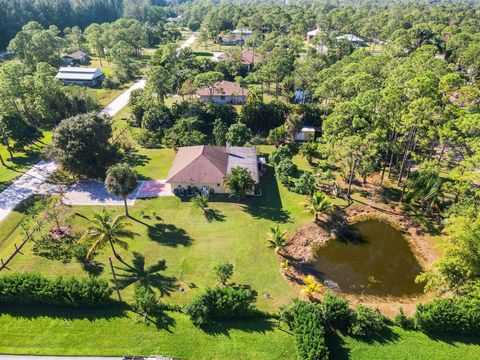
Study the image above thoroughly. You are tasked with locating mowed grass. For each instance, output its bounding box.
[1,150,307,310]
[0,131,52,191]
[0,304,295,359]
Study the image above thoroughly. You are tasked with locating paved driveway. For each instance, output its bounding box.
[0,160,58,222]
[62,180,172,206]
[101,79,146,117]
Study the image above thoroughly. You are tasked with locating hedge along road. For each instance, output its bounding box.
[0,35,199,224]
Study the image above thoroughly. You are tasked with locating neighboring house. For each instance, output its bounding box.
[241,49,261,70]
[62,51,88,65]
[196,80,248,104]
[306,28,322,42]
[213,49,261,71]
[55,67,105,87]
[221,34,249,46]
[232,28,253,36]
[295,126,319,141]
[166,145,259,195]
[336,34,366,46]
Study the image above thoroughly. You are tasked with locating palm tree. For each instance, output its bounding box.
[105,163,138,217]
[300,141,317,164]
[81,208,136,268]
[267,226,288,255]
[115,252,176,296]
[301,191,333,222]
[300,275,322,300]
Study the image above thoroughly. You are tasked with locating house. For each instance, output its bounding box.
[232,28,253,36]
[62,51,88,65]
[55,67,105,87]
[196,80,248,104]
[241,49,261,70]
[220,34,249,46]
[336,34,366,46]
[166,145,259,195]
[212,49,261,71]
[306,28,322,42]
[295,126,319,141]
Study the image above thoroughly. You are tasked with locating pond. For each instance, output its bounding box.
[310,219,424,297]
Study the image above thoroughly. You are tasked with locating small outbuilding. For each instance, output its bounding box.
[55,67,105,87]
[62,51,88,65]
[295,126,319,142]
[336,34,366,46]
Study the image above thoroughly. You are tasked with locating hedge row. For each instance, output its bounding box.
[0,273,113,306]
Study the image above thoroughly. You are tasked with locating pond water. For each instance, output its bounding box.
[310,219,424,297]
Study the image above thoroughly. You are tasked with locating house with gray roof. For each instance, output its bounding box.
[62,51,88,65]
[166,145,259,196]
[55,67,105,87]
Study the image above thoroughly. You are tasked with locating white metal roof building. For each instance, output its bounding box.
[55,67,105,87]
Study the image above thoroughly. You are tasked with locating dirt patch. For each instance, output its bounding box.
[281,203,441,316]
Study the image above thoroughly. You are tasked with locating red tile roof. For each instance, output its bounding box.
[241,49,261,65]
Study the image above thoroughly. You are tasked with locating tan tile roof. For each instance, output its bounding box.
[196,80,248,97]
[241,49,261,65]
[166,146,228,183]
[166,145,259,184]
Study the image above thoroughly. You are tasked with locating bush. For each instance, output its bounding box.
[135,129,162,148]
[282,300,329,360]
[415,295,480,335]
[269,145,293,167]
[102,75,121,89]
[186,285,258,327]
[350,305,385,337]
[0,273,112,306]
[291,171,315,195]
[321,292,353,332]
[394,308,415,330]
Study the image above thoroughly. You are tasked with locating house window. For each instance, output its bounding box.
[217,183,220,187]
[220,96,225,100]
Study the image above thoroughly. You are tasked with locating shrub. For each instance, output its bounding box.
[0,273,112,306]
[394,308,415,330]
[102,75,121,89]
[135,129,162,148]
[269,145,293,167]
[291,171,315,195]
[282,300,329,360]
[276,158,297,178]
[321,292,353,332]
[415,295,480,335]
[186,285,258,327]
[350,305,385,337]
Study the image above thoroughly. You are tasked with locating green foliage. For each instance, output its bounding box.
[0,273,112,306]
[163,117,206,150]
[415,293,480,335]
[213,119,228,146]
[105,163,137,215]
[223,166,255,201]
[394,308,415,330]
[186,285,258,327]
[269,145,293,167]
[225,123,252,146]
[52,113,118,178]
[0,112,41,150]
[135,129,162,149]
[212,261,234,286]
[282,300,329,360]
[349,305,385,337]
[291,171,315,195]
[321,292,353,332]
[193,194,209,211]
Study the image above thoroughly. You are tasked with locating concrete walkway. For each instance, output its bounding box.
[0,160,58,222]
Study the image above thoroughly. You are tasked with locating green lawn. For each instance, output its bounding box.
[0,304,295,359]
[0,131,52,191]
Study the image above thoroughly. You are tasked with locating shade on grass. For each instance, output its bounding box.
[0,304,295,359]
